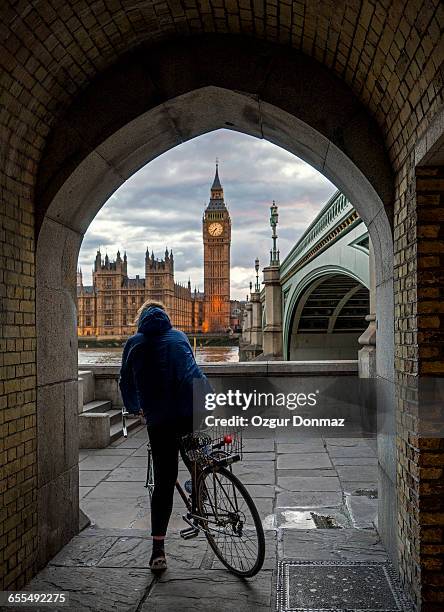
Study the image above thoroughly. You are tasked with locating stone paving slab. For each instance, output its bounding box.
[277,441,326,453]
[281,529,387,561]
[144,569,273,612]
[253,498,274,519]
[242,452,276,462]
[20,566,151,612]
[86,481,148,498]
[332,456,378,466]
[244,484,276,498]
[277,476,341,492]
[276,491,343,508]
[79,470,110,486]
[78,527,150,538]
[243,438,275,452]
[276,469,336,477]
[324,437,375,446]
[80,455,127,470]
[80,486,93,499]
[336,465,378,481]
[132,445,155,456]
[119,455,148,467]
[97,534,207,570]
[49,534,118,567]
[328,446,377,458]
[81,447,136,456]
[81,497,148,528]
[346,494,378,529]
[110,437,146,449]
[105,467,147,482]
[277,453,332,470]
[232,460,275,484]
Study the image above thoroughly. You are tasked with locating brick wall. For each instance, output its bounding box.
[0,180,38,588]
[394,162,444,610]
[416,167,444,609]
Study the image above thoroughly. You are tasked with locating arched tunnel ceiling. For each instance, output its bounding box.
[296,274,369,334]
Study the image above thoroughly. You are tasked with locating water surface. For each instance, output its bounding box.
[78,345,239,366]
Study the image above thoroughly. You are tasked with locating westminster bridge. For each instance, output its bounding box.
[241,191,376,378]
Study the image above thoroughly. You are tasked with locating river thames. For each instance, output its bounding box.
[78,345,239,366]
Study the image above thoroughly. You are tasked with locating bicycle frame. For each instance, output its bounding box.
[145,436,245,534]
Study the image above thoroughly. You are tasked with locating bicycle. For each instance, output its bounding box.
[144,426,265,578]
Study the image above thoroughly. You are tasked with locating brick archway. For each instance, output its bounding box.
[1,5,442,608]
[35,40,397,573]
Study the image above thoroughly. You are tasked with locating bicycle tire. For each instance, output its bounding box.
[197,465,265,577]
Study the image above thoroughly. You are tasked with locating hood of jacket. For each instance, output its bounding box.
[137,306,172,336]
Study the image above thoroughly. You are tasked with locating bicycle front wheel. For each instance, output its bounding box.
[197,466,265,577]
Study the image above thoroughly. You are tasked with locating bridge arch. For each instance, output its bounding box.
[284,269,369,361]
[34,36,396,575]
[283,264,369,358]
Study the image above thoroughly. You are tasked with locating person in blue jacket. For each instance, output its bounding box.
[119,301,207,571]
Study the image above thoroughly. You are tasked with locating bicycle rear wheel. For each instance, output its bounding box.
[197,466,265,577]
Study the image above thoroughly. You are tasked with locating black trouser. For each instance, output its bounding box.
[147,420,192,537]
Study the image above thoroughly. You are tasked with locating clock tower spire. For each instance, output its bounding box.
[203,162,231,332]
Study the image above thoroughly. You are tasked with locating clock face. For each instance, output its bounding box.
[208,222,223,237]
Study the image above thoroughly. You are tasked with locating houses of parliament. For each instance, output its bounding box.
[77,165,240,338]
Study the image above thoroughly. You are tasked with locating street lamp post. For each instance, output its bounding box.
[262,200,283,358]
[255,257,260,292]
[269,201,280,265]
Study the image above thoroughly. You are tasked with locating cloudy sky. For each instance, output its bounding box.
[79,129,336,299]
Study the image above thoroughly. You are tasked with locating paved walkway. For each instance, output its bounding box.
[23,428,388,611]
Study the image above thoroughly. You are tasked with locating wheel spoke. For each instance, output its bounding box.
[197,468,264,576]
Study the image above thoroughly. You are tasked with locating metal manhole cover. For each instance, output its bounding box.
[277,560,412,612]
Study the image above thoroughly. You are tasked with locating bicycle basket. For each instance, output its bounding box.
[181,426,243,468]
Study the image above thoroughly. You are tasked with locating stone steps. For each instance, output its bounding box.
[83,399,112,414]
[78,370,95,404]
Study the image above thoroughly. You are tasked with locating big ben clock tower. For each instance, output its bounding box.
[203,162,231,332]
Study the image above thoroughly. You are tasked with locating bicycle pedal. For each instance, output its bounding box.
[180,526,199,540]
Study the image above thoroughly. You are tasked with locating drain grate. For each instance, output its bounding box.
[277,560,412,612]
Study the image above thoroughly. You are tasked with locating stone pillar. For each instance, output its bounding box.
[262,265,283,358]
[250,291,262,347]
[358,240,377,377]
[242,301,252,344]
